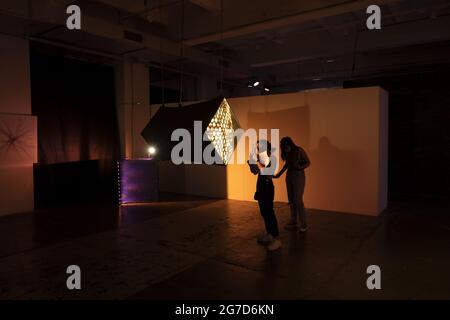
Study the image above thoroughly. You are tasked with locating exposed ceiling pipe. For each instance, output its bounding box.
[117,0,184,22]
[29,35,192,74]
[250,13,450,68]
[115,0,219,22]
[0,0,250,78]
[189,0,220,12]
[183,0,402,46]
[29,36,248,89]
[29,36,124,61]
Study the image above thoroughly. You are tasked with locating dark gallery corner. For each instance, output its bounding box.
[0,0,450,304]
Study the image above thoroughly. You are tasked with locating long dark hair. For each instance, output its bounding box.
[257,139,271,157]
[280,136,297,161]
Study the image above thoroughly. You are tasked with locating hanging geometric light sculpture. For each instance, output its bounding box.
[204,98,236,164]
[141,97,240,164]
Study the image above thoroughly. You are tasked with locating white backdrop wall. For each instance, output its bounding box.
[138,87,388,216]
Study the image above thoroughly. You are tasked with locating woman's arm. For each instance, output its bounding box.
[247,160,259,175]
[299,147,311,170]
[273,162,288,179]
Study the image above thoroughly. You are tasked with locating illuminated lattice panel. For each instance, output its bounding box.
[205,99,236,164]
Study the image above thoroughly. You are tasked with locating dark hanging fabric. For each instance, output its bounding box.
[30,50,120,208]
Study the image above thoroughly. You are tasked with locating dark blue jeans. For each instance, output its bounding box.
[286,170,307,226]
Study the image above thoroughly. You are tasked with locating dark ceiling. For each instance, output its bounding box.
[2,0,450,92]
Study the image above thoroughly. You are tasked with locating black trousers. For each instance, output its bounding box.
[257,176,279,238]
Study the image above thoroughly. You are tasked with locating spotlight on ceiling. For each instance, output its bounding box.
[264,87,270,92]
[313,78,322,81]
[326,59,335,63]
[253,81,260,87]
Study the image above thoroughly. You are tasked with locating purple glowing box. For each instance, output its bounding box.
[118,159,159,204]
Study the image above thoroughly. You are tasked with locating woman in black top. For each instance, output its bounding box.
[248,140,281,251]
[274,137,311,233]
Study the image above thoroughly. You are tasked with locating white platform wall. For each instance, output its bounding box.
[138,87,388,216]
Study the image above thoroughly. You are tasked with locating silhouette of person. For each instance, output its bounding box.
[274,137,311,233]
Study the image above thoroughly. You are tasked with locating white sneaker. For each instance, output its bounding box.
[257,234,273,244]
[267,238,282,251]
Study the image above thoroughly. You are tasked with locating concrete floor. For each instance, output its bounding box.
[0,194,449,299]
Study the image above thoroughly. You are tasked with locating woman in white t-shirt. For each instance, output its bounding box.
[248,140,281,251]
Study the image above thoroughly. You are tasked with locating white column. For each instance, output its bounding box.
[115,60,151,159]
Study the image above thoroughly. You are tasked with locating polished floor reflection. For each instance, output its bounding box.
[0,195,449,299]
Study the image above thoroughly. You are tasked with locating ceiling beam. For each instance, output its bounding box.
[183,0,403,46]
[189,0,220,12]
[251,14,450,68]
[270,41,450,85]
[0,0,249,77]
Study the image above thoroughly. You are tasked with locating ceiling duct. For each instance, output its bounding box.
[123,30,144,43]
